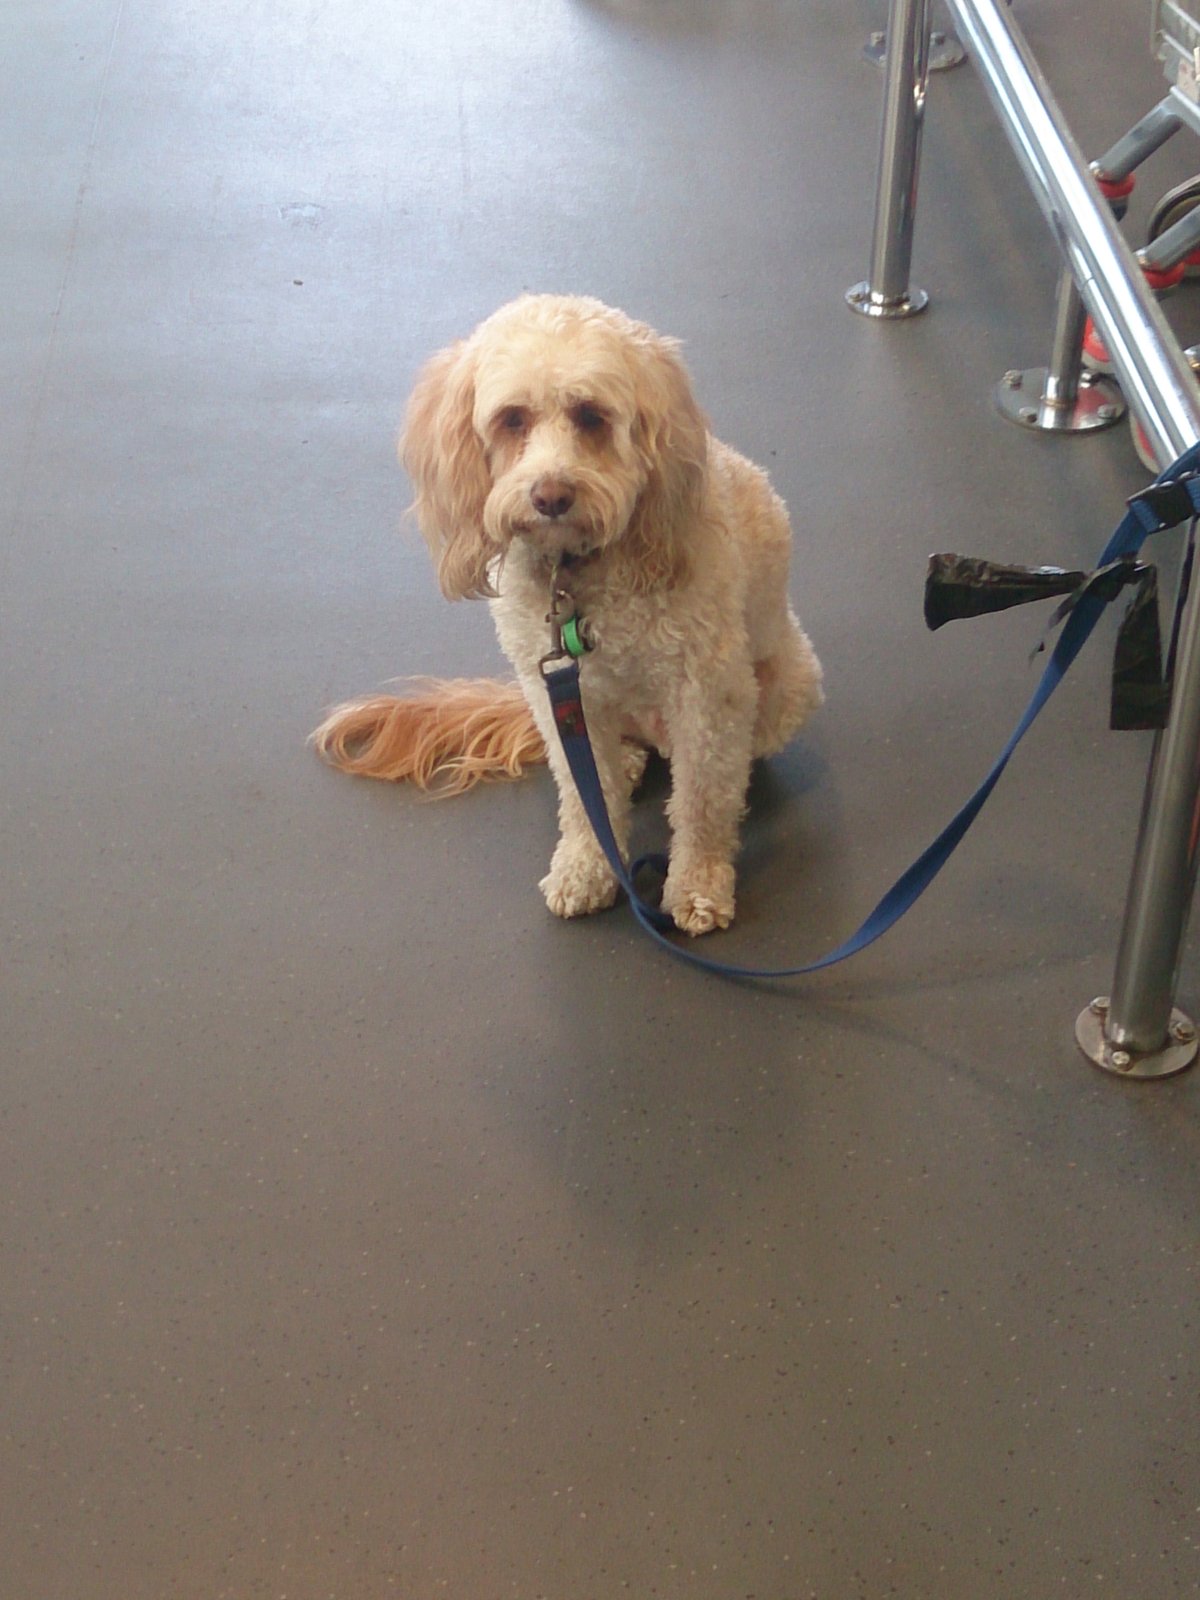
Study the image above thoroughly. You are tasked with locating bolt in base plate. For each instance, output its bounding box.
[846,281,929,320]
[863,29,966,71]
[1075,1000,1198,1078]
[995,368,1125,433]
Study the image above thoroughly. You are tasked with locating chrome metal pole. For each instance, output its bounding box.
[1042,269,1089,409]
[935,0,1200,1074]
[1103,617,1200,1068]
[847,0,931,319]
[994,264,1125,435]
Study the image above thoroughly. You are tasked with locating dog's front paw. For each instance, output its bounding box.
[540,844,619,920]
[662,861,736,937]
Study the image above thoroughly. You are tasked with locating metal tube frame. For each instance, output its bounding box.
[1093,97,1183,182]
[854,0,1200,1076]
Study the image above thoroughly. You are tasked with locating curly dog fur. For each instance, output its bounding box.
[313,294,823,935]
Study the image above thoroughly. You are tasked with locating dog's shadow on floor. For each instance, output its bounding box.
[626,743,831,872]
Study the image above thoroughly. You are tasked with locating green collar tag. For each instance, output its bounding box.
[562,615,587,659]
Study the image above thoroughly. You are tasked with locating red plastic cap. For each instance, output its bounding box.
[1095,171,1136,201]
[1142,260,1187,291]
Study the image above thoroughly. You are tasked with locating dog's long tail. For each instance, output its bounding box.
[310,678,546,796]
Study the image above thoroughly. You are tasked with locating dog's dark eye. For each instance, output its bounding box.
[573,403,607,435]
[499,407,529,432]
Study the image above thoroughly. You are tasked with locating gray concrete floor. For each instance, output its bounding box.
[5,1,1200,1595]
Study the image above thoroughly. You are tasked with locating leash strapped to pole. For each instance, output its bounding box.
[543,447,1200,978]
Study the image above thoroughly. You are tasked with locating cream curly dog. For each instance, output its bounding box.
[313,294,823,935]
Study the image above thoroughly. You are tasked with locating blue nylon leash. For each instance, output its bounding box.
[543,445,1200,977]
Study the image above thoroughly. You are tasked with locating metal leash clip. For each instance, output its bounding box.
[540,578,592,673]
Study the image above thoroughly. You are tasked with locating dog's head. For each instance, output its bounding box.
[401,295,708,599]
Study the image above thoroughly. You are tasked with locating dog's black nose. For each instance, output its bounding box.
[531,477,576,519]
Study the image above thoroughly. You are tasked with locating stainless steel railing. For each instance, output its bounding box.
[853,0,1200,1076]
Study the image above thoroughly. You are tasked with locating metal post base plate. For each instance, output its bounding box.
[864,29,966,71]
[846,281,929,320]
[995,367,1125,432]
[1075,998,1199,1078]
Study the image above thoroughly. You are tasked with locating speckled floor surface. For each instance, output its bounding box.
[4,2,1200,1595]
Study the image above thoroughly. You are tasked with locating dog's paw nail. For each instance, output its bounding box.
[663,862,736,936]
[671,894,734,937]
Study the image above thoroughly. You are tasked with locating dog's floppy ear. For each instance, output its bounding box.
[400,339,500,600]
[621,328,708,592]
